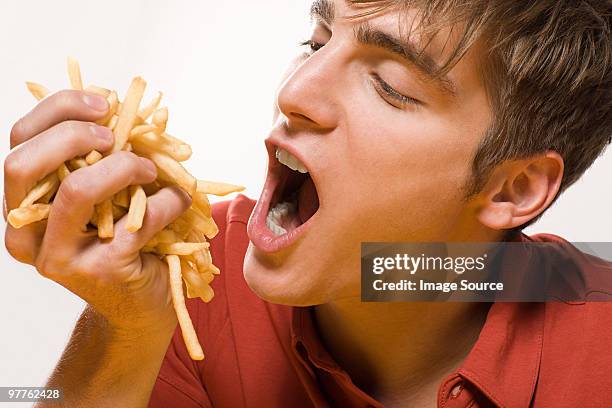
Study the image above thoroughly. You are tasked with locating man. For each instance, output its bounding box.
[3,0,612,407]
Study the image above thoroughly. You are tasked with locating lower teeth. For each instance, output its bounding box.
[266,197,297,236]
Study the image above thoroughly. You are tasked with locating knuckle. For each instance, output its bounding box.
[3,151,25,182]
[95,156,115,180]
[5,239,25,263]
[56,173,86,204]
[9,118,27,147]
[54,89,81,111]
[116,150,138,163]
[34,250,58,279]
[115,150,141,174]
[5,230,33,265]
[57,120,87,148]
[144,202,161,223]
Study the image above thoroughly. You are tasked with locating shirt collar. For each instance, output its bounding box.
[457,233,544,407]
[458,301,544,407]
[291,306,384,407]
[291,306,342,373]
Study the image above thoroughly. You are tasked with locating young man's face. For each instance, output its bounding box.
[244,0,493,306]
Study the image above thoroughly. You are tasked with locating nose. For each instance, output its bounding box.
[275,49,340,132]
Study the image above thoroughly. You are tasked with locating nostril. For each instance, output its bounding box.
[286,111,335,133]
[290,112,315,123]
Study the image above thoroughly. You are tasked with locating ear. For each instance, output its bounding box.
[475,151,564,230]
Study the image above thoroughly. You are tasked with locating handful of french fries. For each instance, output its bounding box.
[7,58,244,360]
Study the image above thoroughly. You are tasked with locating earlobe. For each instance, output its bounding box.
[475,152,564,230]
[477,199,514,230]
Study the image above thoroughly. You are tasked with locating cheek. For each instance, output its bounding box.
[331,120,475,241]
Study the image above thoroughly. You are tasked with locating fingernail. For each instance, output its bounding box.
[82,93,108,111]
[140,157,157,175]
[90,124,113,143]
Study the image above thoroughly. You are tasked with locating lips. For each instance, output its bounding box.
[247,140,320,254]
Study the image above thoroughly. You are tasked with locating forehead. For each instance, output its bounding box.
[329,0,469,65]
[317,0,489,98]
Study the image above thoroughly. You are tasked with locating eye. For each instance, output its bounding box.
[299,39,325,55]
[371,73,421,110]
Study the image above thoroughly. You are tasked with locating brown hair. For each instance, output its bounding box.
[349,0,612,228]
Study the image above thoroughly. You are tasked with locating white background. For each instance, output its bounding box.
[0,0,610,393]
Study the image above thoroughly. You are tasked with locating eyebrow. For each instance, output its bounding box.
[309,0,457,97]
[310,0,335,26]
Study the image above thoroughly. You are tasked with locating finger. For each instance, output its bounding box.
[10,89,108,148]
[4,121,113,211]
[112,186,192,254]
[44,152,157,244]
[4,220,47,265]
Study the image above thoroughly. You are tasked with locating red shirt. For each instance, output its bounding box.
[149,195,612,408]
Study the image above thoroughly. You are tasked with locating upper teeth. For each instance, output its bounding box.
[276,147,308,174]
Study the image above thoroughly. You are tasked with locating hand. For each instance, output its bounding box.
[4,90,191,334]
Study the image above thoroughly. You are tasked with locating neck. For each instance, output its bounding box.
[313,300,490,405]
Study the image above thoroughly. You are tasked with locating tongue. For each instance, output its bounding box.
[297,177,319,224]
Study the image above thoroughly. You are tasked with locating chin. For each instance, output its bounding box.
[243,243,326,307]
[242,237,363,307]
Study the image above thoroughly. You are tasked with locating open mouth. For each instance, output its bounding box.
[266,146,320,236]
[247,139,322,253]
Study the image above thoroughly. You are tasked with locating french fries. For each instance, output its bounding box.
[67,56,83,90]
[135,145,197,196]
[113,187,130,208]
[7,58,245,361]
[19,173,59,208]
[68,158,88,170]
[7,204,51,229]
[57,163,70,181]
[138,91,162,121]
[85,150,103,165]
[112,77,146,153]
[197,180,245,196]
[167,255,204,360]
[152,107,168,133]
[157,242,210,256]
[96,200,114,238]
[25,82,49,101]
[84,85,111,98]
[96,91,119,126]
[131,131,192,162]
[126,185,147,233]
